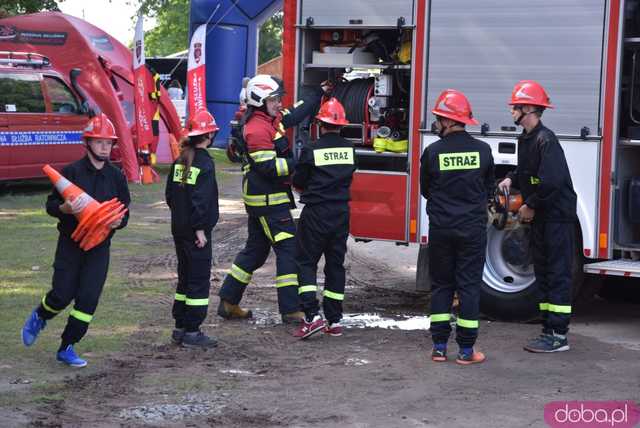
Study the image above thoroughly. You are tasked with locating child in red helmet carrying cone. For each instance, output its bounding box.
[292,98,356,339]
[21,113,130,368]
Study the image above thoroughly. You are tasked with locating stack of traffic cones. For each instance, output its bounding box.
[43,164,127,251]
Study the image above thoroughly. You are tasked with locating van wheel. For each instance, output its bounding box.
[416,244,431,292]
[480,224,584,321]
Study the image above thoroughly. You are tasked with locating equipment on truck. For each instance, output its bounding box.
[276,0,640,321]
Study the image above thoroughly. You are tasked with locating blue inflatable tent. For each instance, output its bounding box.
[189,0,283,147]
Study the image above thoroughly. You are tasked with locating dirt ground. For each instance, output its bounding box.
[2,161,640,428]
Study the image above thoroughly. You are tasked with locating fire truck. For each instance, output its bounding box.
[282,0,640,320]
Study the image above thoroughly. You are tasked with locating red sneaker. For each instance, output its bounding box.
[325,322,343,337]
[292,315,325,339]
[455,349,486,366]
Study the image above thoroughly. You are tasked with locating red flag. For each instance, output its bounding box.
[133,13,159,184]
[133,14,154,149]
[187,24,207,119]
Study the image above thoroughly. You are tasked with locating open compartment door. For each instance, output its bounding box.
[290,0,418,243]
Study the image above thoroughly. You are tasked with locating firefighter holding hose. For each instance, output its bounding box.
[21,113,130,368]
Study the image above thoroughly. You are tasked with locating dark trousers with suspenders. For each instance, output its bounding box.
[429,226,486,348]
[296,203,349,324]
[172,231,213,332]
[37,235,110,346]
[532,221,574,335]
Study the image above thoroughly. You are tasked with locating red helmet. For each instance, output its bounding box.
[83,113,117,140]
[431,89,479,126]
[187,110,219,137]
[315,97,349,126]
[509,80,554,108]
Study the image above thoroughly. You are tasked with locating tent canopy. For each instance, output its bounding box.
[0,12,183,181]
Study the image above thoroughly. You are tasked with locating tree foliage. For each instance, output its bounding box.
[135,1,282,61]
[137,0,189,57]
[259,11,282,65]
[0,0,61,18]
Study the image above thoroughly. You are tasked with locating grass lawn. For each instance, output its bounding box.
[0,152,233,407]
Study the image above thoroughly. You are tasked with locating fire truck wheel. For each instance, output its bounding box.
[415,244,431,292]
[479,224,584,321]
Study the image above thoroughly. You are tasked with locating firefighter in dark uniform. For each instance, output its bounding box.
[218,74,325,323]
[165,110,220,348]
[291,98,355,339]
[420,89,494,365]
[21,113,130,367]
[498,80,577,353]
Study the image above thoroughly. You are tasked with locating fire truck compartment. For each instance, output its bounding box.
[614,148,640,247]
[615,0,640,249]
[299,0,415,28]
[297,27,413,166]
[628,177,640,223]
[295,21,415,241]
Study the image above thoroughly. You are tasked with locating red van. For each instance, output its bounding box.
[0,51,91,181]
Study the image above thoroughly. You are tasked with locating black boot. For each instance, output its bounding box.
[182,331,218,348]
[171,328,185,345]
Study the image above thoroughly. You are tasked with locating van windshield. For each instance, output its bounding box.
[43,76,79,114]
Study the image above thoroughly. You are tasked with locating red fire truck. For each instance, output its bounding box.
[282,0,640,320]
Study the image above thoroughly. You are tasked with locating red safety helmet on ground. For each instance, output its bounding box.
[315,97,349,126]
[509,80,554,108]
[431,89,479,126]
[82,113,118,140]
[187,110,219,137]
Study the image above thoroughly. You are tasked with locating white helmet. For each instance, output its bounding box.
[245,74,284,107]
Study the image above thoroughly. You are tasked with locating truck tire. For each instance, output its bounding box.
[416,244,431,292]
[480,224,584,321]
[575,274,604,305]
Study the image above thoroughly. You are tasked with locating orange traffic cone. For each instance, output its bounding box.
[42,164,127,251]
[141,165,160,184]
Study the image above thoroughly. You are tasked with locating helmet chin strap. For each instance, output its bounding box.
[437,118,459,137]
[438,124,453,138]
[513,106,537,126]
[86,143,109,162]
[206,132,216,148]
